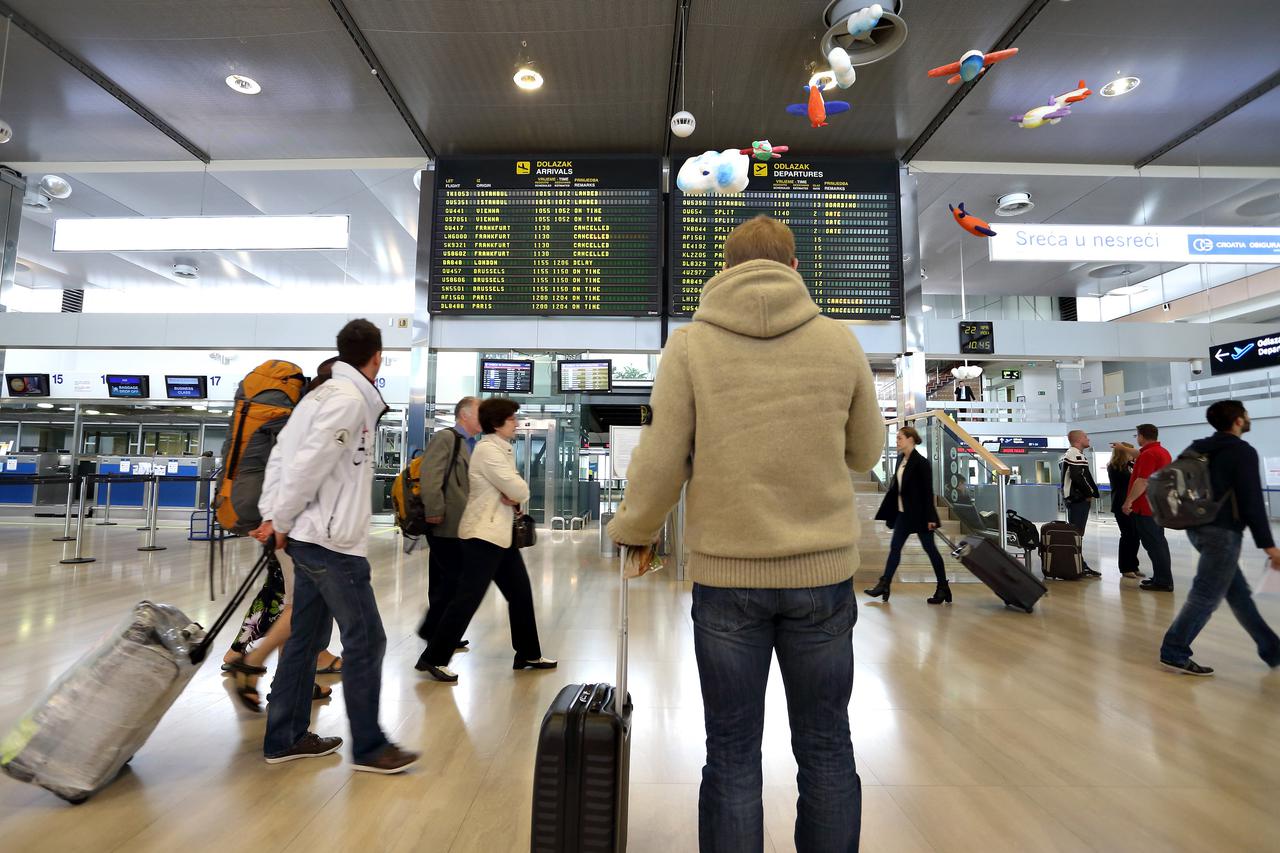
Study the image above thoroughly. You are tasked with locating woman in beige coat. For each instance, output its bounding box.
[415,397,556,682]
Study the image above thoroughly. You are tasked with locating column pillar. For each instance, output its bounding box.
[897,166,928,418]
[406,163,436,458]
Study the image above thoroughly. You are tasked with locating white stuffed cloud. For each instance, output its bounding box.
[846,4,883,39]
[828,47,856,88]
[676,150,750,195]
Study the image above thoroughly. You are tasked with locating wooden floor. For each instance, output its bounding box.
[2,513,1280,852]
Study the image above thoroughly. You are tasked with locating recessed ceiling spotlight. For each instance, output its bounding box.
[513,67,543,90]
[36,402,54,409]
[1089,263,1147,279]
[172,263,199,280]
[84,409,101,416]
[225,74,262,95]
[808,69,838,91]
[191,404,207,411]
[59,406,75,412]
[1100,76,1140,97]
[995,192,1034,216]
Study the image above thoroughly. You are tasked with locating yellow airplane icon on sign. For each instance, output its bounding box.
[516,161,531,174]
[753,163,768,176]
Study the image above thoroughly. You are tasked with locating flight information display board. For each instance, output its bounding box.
[558,360,612,394]
[668,159,902,319]
[106,374,150,398]
[480,359,534,394]
[429,157,662,316]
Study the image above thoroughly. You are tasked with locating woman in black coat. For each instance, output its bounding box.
[864,426,950,604]
[1107,442,1144,580]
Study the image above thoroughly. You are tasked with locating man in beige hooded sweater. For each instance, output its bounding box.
[609,216,883,852]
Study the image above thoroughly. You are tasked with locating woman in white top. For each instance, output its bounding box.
[416,398,556,683]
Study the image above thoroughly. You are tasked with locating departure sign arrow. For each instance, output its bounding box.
[1208,332,1280,376]
[1215,348,1229,363]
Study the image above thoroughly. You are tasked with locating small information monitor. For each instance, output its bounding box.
[959,321,995,355]
[165,375,208,399]
[557,359,612,394]
[480,359,535,394]
[106,374,151,399]
[4,374,50,397]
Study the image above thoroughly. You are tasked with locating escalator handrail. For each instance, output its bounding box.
[883,409,1012,478]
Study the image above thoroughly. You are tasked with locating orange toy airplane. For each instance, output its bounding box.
[785,85,850,128]
[928,48,1019,85]
[949,203,997,238]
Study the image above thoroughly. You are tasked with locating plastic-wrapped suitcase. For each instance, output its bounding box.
[531,548,632,852]
[0,546,272,803]
[938,531,1047,613]
[1039,521,1084,580]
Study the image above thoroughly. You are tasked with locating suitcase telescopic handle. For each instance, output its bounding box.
[617,546,629,711]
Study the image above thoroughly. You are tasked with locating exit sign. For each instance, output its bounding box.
[1002,369,1021,380]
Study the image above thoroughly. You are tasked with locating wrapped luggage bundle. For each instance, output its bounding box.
[0,601,205,803]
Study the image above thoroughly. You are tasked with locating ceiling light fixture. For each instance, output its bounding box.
[36,402,54,409]
[59,406,75,412]
[39,175,72,199]
[225,74,261,95]
[1100,76,1140,97]
[1107,284,1148,296]
[513,67,543,90]
[994,192,1034,217]
[191,404,207,411]
[84,409,100,416]
[52,215,350,252]
[808,69,838,91]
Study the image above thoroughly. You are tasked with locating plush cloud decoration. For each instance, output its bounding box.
[676,150,750,195]
[828,47,856,88]
[846,3,883,39]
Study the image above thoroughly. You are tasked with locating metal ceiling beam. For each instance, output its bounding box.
[0,1,211,163]
[662,0,692,160]
[901,0,1053,164]
[1134,69,1280,169]
[327,0,437,160]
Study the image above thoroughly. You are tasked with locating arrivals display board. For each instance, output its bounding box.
[480,359,534,394]
[558,360,612,394]
[428,157,662,316]
[668,159,902,319]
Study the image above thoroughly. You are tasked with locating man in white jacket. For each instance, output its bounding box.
[256,319,418,775]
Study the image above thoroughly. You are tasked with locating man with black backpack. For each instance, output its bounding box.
[414,396,481,656]
[1158,400,1280,676]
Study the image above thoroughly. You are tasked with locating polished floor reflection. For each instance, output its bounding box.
[1,515,1279,852]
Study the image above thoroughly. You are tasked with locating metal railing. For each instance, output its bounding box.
[1072,387,1175,421]
[880,399,1062,424]
[1188,369,1280,407]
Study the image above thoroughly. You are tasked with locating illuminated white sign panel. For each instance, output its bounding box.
[988,224,1280,265]
[53,215,351,252]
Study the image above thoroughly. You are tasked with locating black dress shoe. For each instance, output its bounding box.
[1140,581,1174,592]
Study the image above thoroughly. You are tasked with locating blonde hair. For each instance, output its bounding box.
[723,215,796,268]
[1108,442,1134,470]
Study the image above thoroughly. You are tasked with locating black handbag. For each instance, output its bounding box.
[513,512,537,549]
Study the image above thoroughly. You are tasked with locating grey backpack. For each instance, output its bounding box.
[1147,448,1232,530]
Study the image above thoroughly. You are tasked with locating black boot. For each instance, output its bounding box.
[863,577,891,602]
[927,582,952,605]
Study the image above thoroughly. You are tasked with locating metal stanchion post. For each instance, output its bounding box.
[60,477,96,564]
[139,475,166,552]
[52,475,76,542]
[96,477,117,525]
[137,477,153,530]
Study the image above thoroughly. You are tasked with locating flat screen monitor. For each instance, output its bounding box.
[5,374,50,397]
[479,359,534,394]
[165,375,208,399]
[557,359,612,394]
[106,374,150,399]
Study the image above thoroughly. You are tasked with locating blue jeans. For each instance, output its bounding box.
[1133,514,1173,587]
[882,519,946,584]
[264,540,389,762]
[692,581,860,853]
[1160,526,1280,666]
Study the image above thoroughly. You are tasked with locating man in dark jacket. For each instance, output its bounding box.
[415,397,480,656]
[1159,400,1280,676]
[1060,430,1102,577]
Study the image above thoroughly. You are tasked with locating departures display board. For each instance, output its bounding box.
[429,157,663,316]
[668,159,903,319]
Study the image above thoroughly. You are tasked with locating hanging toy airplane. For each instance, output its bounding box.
[949,203,997,238]
[927,48,1019,84]
[785,85,850,128]
[739,140,790,161]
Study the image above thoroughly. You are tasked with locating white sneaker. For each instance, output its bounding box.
[514,656,559,671]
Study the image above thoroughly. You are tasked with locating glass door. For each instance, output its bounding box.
[513,418,556,524]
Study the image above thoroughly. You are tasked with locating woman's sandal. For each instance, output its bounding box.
[315,654,343,675]
[229,661,266,713]
[313,683,332,701]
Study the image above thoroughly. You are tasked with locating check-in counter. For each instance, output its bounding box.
[94,456,215,509]
[0,452,63,506]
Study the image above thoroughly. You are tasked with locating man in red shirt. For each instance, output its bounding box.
[1123,423,1174,591]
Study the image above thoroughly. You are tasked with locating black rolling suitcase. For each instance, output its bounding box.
[1039,521,1084,580]
[531,549,633,852]
[938,531,1047,613]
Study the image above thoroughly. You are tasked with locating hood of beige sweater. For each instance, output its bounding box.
[693,259,820,339]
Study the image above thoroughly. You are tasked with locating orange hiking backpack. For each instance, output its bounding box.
[214,360,307,533]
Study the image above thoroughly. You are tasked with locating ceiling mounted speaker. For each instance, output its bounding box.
[820,1,908,67]
[994,192,1033,217]
[172,263,199,280]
